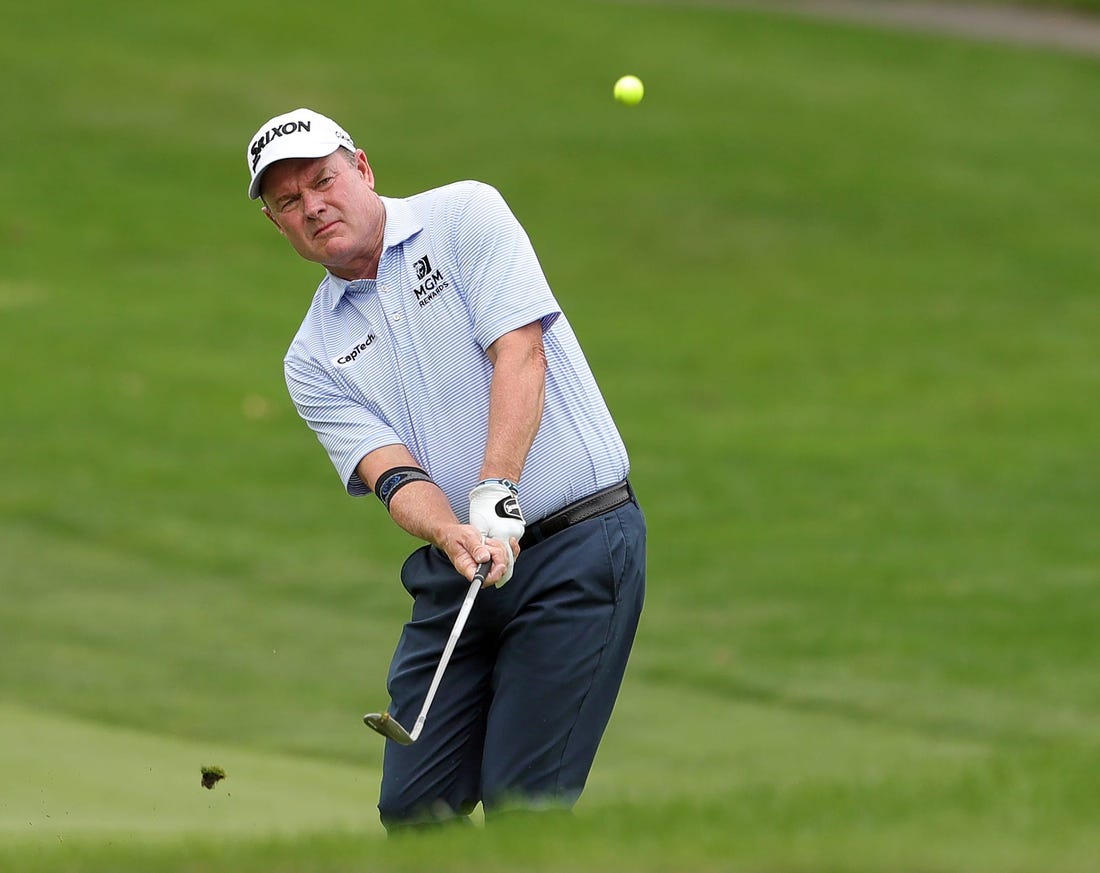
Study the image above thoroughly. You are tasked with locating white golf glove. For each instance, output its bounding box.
[468,479,526,586]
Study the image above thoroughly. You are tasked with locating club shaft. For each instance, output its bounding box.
[408,563,488,741]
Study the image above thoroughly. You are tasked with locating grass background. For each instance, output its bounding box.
[881,0,1100,13]
[2,0,1098,870]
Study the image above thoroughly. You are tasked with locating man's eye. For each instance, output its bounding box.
[279,196,299,212]
[317,176,334,188]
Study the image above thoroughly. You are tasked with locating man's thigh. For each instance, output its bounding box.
[481,501,646,812]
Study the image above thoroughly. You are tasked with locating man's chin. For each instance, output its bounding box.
[305,238,348,264]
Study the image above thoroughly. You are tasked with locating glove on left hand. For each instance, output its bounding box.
[469,480,526,541]
[469,480,526,586]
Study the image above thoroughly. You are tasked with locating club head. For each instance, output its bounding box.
[363,711,414,745]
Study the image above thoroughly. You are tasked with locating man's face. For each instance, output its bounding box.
[261,149,381,277]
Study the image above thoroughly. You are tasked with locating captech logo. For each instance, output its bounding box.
[250,119,311,171]
[333,333,376,367]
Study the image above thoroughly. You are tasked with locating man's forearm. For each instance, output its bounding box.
[358,447,459,546]
[386,480,462,548]
[480,325,547,482]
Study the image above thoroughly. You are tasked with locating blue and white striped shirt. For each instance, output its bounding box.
[284,180,628,523]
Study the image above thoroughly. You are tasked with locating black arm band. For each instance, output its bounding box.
[374,466,435,512]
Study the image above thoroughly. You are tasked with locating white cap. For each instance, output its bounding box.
[246,108,356,200]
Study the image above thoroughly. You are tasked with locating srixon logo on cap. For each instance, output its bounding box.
[250,119,311,170]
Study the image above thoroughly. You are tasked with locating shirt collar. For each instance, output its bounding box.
[324,196,423,311]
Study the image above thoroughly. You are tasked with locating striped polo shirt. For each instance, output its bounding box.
[283,180,629,524]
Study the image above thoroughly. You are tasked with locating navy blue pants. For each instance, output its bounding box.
[377,497,646,829]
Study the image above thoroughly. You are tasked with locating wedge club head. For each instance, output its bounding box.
[363,711,414,745]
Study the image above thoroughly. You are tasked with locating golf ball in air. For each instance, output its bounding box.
[613,75,644,106]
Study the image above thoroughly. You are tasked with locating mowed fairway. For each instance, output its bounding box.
[2,1,1099,871]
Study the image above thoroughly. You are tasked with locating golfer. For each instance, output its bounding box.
[246,108,646,829]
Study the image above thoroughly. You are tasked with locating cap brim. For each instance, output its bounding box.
[248,141,348,200]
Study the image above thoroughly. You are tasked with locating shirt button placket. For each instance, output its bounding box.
[378,282,403,323]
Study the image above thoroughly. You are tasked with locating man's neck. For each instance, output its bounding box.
[327,200,387,280]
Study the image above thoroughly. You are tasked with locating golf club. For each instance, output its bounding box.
[364,561,490,744]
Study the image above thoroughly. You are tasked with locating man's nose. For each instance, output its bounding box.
[302,188,325,216]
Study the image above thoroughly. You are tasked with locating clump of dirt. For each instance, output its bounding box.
[201,765,226,790]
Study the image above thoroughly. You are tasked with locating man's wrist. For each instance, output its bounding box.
[477,477,519,495]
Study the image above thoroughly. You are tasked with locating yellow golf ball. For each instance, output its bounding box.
[613,75,645,106]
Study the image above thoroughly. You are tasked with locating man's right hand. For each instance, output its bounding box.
[436,524,519,588]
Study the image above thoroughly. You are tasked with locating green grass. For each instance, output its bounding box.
[0,703,380,839]
[962,0,1100,11]
[860,0,1100,14]
[2,0,1099,870]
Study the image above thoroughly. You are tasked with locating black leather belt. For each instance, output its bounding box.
[519,480,634,549]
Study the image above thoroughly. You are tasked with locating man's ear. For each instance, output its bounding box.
[356,149,376,190]
[262,205,287,237]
